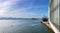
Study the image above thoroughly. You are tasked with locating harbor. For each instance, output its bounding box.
[0,0,60,33]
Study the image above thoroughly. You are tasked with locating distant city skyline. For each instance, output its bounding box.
[0,0,49,18]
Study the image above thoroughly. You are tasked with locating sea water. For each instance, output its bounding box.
[0,19,52,33]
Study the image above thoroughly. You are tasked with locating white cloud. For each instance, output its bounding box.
[0,0,21,16]
[0,0,20,10]
[0,0,37,18]
[0,0,42,18]
[1,7,37,18]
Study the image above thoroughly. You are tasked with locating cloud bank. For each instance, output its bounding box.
[0,0,49,18]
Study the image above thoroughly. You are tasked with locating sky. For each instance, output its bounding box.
[0,0,49,18]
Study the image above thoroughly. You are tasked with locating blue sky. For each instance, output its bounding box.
[0,0,49,18]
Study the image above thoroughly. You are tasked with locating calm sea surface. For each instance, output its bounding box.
[0,19,52,33]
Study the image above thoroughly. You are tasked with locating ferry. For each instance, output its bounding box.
[48,0,60,33]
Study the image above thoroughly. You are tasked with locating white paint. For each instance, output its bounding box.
[49,0,60,33]
[49,20,60,33]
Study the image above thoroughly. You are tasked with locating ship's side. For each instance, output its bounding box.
[49,0,60,33]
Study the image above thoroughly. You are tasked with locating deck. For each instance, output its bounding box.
[42,22,55,33]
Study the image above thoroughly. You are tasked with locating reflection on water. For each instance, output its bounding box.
[0,20,52,33]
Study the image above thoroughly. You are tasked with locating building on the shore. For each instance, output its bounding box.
[49,0,60,33]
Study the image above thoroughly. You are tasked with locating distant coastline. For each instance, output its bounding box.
[0,18,41,20]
